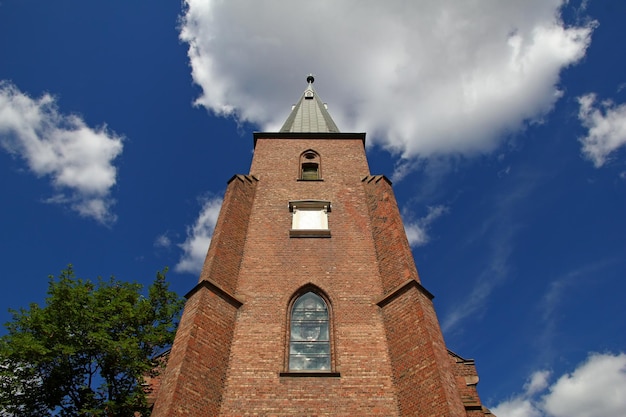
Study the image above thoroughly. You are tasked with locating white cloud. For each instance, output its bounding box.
[180,0,594,166]
[491,352,626,417]
[525,370,551,396]
[154,234,172,249]
[492,397,542,417]
[578,93,626,167]
[0,82,123,224]
[441,237,511,333]
[441,184,525,333]
[403,205,448,247]
[543,353,626,417]
[175,196,223,274]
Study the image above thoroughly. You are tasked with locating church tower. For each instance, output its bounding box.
[150,76,492,416]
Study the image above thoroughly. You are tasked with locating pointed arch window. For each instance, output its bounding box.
[299,150,322,181]
[288,292,331,371]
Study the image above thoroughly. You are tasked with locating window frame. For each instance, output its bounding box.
[298,150,323,181]
[288,200,331,237]
[281,287,339,377]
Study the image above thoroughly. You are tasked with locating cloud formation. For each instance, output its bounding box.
[0,82,123,224]
[180,0,594,162]
[578,93,626,167]
[491,352,626,417]
[154,233,172,249]
[441,171,536,333]
[403,205,448,247]
[175,196,223,274]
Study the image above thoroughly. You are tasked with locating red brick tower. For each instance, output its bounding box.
[150,76,493,416]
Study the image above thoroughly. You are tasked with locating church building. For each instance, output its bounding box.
[150,76,493,416]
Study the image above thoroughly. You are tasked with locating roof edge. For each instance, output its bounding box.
[253,132,366,147]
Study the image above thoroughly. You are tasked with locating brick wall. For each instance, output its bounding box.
[150,284,242,416]
[364,176,467,415]
[449,351,495,416]
[198,175,258,293]
[150,175,256,417]
[362,175,421,292]
[214,134,400,415]
[151,132,491,416]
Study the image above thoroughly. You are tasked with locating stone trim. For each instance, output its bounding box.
[253,132,366,147]
[227,174,259,185]
[279,371,341,378]
[375,278,435,308]
[185,279,243,309]
[289,229,332,237]
[362,174,392,186]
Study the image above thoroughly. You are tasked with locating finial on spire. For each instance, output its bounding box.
[279,74,339,132]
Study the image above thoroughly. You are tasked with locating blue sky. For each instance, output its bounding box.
[1,1,625,415]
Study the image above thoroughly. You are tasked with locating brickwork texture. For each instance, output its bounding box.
[150,133,492,416]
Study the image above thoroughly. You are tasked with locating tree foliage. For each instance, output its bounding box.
[0,265,184,416]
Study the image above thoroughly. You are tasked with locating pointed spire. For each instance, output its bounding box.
[280,75,340,133]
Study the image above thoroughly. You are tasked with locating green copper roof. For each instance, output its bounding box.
[280,75,340,133]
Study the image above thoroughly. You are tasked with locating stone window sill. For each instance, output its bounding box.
[289,229,331,238]
[279,371,340,377]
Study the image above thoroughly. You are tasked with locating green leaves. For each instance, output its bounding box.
[0,265,184,417]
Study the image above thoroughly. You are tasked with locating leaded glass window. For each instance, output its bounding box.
[289,292,330,371]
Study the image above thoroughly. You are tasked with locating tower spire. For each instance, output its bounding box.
[280,75,340,133]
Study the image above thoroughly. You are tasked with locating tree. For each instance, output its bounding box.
[0,265,184,417]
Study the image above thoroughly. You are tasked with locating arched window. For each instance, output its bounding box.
[288,292,330,371]
[299,150,321,180]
